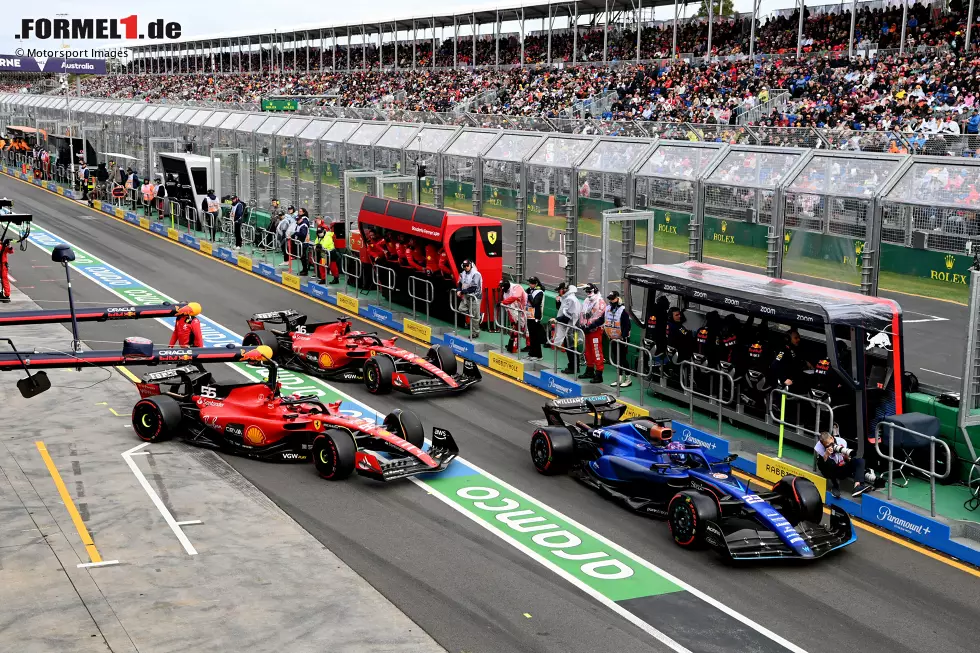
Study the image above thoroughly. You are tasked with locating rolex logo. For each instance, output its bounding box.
[721,221,728,233]
[855,241,864,255]
[945,254,955,270]
[665,212,671,223]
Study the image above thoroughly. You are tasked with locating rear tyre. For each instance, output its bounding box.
[384,409,425,449]
[667,490,719,549]
[242,329,279,357]
[427,344,457,376]
[363,355,394,394]
[312,429,356,480]
[530,427,575,475]
[132,396,182,442]
[774,476,823,525]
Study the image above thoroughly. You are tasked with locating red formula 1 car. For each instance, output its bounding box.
[242,309,481,396]
[131,362,459,481]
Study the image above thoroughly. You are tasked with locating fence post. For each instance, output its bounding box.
[408,275,434,323]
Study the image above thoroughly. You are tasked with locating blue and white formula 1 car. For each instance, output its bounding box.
[530,395,856,561]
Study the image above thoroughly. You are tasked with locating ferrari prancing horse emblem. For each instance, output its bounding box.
[488,231,497,245]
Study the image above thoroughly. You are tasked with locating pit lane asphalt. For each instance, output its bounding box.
[5,176,979,653]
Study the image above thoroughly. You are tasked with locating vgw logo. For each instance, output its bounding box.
[15,16,181,40]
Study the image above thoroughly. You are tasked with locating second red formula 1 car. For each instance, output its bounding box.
[242,309,481,396]
[131,361,459,481]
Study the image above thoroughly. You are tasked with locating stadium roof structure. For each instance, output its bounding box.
[128,0,677,51]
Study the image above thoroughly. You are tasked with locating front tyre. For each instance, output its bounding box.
[132,396,182,442]
[530,427,575,475]
[312,429,356,480]
[773,476,823,525]
[384,408,425,449]
[667,490,719,549]
[427,344,457,376]
[363,355,394,394]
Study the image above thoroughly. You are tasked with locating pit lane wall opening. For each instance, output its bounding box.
[3,162,978,570]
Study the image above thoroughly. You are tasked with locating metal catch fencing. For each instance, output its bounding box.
[608,339,653,401]
[875,421,952,517]
[185,205,202,235]
[408,275,434,322]
[449,288,480,337]
[372,263,396,309]
[680,360,736,436]
[544,320,585,375]
[496,301,528,359]
[341,253,362,294]
[768,388,836,440]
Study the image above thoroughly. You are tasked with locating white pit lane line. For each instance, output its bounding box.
[919,368,962,380]
[28,223,810,653]
[902,312,950,324]
[122,443,198,556]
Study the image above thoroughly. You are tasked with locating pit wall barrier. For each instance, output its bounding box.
[3,163,978,570]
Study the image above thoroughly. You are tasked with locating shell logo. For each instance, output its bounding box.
[318,352,334,368]
[244,425,266,446]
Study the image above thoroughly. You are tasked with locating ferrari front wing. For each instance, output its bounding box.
[356,427,459,481]
[400,359,483,396]
[706,505,856,561]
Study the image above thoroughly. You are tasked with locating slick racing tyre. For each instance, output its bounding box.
[667,490,719,549]
[132,395,182,443]
[427,344,457,376]
[530,427,574,475]
[363,355,394,394]
[384,408,425,449]
[242,329,279,357]
[312,430,356,480]
[774,476,823,525]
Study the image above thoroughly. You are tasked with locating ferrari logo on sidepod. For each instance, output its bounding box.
[488,231,497,245]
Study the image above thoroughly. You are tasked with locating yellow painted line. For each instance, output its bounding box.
[116,366,140,383]
[108,408,124,417]
[731,469,980,577]
[36,441,102,564]
[15,170,978,572]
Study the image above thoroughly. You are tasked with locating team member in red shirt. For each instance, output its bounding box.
[170,302,204,346]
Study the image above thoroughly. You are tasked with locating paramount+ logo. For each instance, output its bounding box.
[15,16,181,41]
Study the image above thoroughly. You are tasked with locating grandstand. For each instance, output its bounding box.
[0,0,974,151]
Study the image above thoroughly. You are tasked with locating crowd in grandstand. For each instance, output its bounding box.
[4,1,980,154]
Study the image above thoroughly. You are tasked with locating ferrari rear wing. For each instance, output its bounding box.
[0,303,190,327]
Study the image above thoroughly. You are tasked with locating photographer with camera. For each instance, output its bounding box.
[815,428,876,499]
